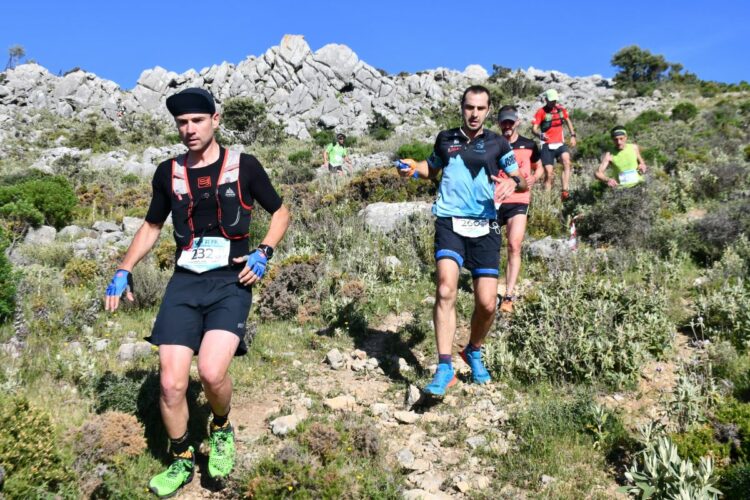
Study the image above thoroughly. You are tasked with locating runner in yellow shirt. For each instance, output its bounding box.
[595,126,647,188]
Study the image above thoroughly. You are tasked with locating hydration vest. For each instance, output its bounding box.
[170,149,252,250]
[540,105,566,133]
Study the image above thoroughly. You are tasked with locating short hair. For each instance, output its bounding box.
[461,85,491,107]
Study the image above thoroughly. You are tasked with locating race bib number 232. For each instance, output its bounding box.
[176,237,231,273]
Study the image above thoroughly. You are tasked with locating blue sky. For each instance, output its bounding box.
[2,0,748,89]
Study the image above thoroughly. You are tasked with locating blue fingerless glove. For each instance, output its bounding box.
[246,249,268,279]
[106,269,134,297]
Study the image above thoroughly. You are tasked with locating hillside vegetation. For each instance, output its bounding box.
[0,46,749,499]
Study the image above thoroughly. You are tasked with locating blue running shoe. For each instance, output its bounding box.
[423,364,457,397]
[460,346,491,384]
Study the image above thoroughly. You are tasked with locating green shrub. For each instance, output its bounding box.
[744,145,750,162]
[368,111,394,141]
[627,109,668,136]
[694,283,750,352]
[280,163,315,184]
[222,97,284,145]
[345,167,437,204]
[714,399,750,461]
[672,102,699,121]
[691,200,750,263]
[621,434,721,499]
[576,183,662,248]
[0,231,15,323]
[287,149,313,165]
[576,131,611,160]
[718,462,750,500]
[671,425,730,464]
[0,175,77,229]
[68,119,121,152]
[312,129,336,148]
[242,417,398,499]
[63,257,99,287]
[0,396,76,497]
[486,253,673,386]
[691,163,750,201]
[396,141,432,162]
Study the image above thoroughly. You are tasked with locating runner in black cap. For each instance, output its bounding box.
[104,87,290,497]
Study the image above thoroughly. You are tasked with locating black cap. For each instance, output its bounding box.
[336,133,345,139]
[166,88,216,116]
[497,109,518,122]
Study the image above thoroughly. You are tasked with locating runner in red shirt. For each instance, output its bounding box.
[494,106,543,313]
[531,89,577,200]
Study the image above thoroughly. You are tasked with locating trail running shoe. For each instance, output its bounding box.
[460,346,491,384]
[148,448,194,498]
[208,423,235,479]
[423,363,457,397]
[500,295,515,314]
[561,190,570,201]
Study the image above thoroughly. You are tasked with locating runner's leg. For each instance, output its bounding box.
[158,344,195,439]
[543,164,554,191]
[197,330,241,416]
[504,213,528,297]
[469,276,498,346]
[434,259,460,355]
[561,151,572,193]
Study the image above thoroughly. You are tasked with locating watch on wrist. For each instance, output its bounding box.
[511,175,522,188]
[257,244,274,260]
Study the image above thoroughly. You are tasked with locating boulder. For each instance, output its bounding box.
[359,202,433,233]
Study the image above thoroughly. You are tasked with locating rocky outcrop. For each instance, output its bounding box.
[0,34,659,143]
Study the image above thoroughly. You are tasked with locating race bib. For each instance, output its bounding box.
[176,237,231,274]
[548,142,564,150]
[452,217,490,238]
[618,170,640,185]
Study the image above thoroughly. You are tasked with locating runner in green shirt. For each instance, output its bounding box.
[323,133,353,175]
[595,126,648,188]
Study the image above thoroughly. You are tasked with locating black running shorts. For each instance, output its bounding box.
[434,217,502,279]
[540,144,570,166]
[496,203,529,226]
[147,271,251,356]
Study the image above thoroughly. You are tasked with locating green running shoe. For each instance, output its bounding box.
[148,447,194,498]
[208,423,235,479]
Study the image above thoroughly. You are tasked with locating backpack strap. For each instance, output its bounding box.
[218,149,241,185]
[172,154,190,197]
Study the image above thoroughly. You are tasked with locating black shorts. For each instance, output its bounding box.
[434,217,502,279]
[328,163,343,173]
[540,144,570,166]
[147,271,252,356]
[497,203,529,226]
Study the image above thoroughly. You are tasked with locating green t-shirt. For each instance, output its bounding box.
[609,143,643,188]
[326,143,348,166]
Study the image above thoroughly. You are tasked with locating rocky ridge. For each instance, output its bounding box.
[0,35,664,143]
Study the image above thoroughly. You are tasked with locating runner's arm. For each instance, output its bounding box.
[259,204,291,249]
[105,221,163,311]
[322,148,329,166]
[235,204,290,285]
[634,144,648,173]
[595,152,618,187]
[398,159,438,180]
[565,117,577,147]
